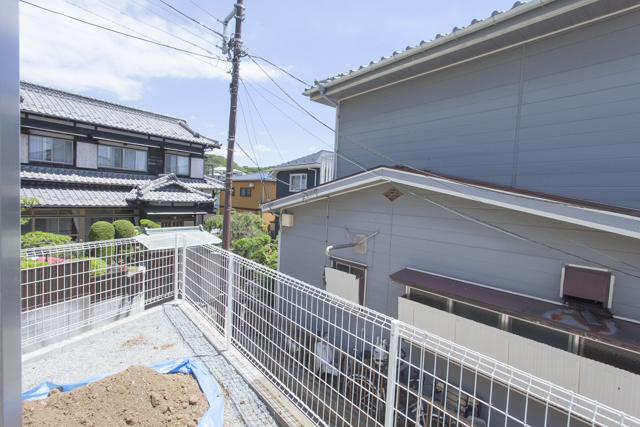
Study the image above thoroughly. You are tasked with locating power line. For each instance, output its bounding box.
[185,0,225,25]
[126,0,223,48]
[247,53,312,87]
[241,81,286,164]
[155,0,224,38]
[64,0,223,64]
[20,1,227,61]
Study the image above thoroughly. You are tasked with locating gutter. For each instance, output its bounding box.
[306,0,604,99]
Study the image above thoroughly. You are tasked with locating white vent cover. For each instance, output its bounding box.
[354,234,367,254]
[281,213,294,227]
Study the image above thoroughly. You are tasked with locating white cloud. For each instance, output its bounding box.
[19,0,281,100]
[308,146,316,151]
[255,144,272,152]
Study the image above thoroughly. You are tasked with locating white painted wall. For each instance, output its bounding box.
[190,158,204,179]
[20,134,29,164]
[76,141,97,169]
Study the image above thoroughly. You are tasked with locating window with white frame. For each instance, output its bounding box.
[29,136,73,164]
[325,259,366,305]
[165,154,190,175]
[98,146,147,171]
[289,173,307,192]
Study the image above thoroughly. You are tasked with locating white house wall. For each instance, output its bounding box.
[335,9,640,209]
[20,134,29,164]
[279,183,640,321]
[76,141,98,169]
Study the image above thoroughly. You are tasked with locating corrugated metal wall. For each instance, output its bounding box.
[335,9,640,209]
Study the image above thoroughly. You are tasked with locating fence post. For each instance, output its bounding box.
[225,253,234,351]
[180,234,187,304]
[384,320,401,427]
[173,234,179,302]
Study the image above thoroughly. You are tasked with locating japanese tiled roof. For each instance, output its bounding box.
[125,174,215,204]
[21,165,223,191]
[20,81,218,146]
[21,184,130,208]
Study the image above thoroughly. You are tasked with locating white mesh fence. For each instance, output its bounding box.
[20,235,640,427]
[179,236,640,427]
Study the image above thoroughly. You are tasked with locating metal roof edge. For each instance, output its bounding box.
[266,166,640,239]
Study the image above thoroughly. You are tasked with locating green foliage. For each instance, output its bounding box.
[204,212,266,244]
[249,244,278,270]
[112,220,135,239]
[88,258,108,276]
[140,219,161,229]
[20,258,51,269]
[20,197,39,226]
[204,154,271,174]
[89,221,115,241]
[231,234,270,258]
[21,231,72,249]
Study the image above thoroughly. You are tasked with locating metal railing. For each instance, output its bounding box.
[20,236,178,347]
[20,235,640,427]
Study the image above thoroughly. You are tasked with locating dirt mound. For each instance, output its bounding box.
[23,365,209,427]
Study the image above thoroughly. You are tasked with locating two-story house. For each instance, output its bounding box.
[19,81,223,241]
[218,172,277,228]
[265,0,640,418]
[269,150,335,199]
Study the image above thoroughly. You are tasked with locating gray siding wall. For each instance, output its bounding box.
[336,10,640,208]
[279,184,640,320]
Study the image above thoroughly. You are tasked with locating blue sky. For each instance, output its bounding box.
[20,0,517,168]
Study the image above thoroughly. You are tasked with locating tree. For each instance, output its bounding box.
[20,197,39,226]
[204,212,266,244]
[140,219,161,229]
[21,231,72,249]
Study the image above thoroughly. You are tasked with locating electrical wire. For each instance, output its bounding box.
[185,0,225,25]
[62,0,227,68]
[247,53,312,87]
[125,0,223,49]
[21,1,226,60]
[155,0,224,38]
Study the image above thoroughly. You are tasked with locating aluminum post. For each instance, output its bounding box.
[384,320,401,427]
[174,234,179,302]
[180,234,187,303]
[0,0,23,423]
[225,254,235,350]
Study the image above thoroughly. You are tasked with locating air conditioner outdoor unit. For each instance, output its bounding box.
[281,213,294,227]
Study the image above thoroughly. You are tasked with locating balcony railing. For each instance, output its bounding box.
[21,236,640,427]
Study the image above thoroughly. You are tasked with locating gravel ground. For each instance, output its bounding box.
[22,304,278,427]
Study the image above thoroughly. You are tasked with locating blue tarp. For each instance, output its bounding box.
[22,358,224,427]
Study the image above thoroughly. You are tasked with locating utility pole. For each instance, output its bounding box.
[221,0,245,250]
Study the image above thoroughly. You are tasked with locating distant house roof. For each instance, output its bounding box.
[20,81,219,147]
[135,226,221,250]
[21,184,130,207]
[125,174,215,204]
[231,172,276,182]
[270,151,334,172]
[21,165,224,192]
[264,166,640,240]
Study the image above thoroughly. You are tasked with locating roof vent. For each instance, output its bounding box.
[383,187,403,202]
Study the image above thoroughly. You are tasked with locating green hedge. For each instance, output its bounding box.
[113,220,135,239]
[140,219,161,229]
[89,221,115,241]
[21,231,73,249]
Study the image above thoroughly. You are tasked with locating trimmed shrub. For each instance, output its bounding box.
[112,220,136,239]
[88,258,108,276]
[20,258,51,269]
[21,231,72,249]
[140,219,161,229]
[89,221,115,242]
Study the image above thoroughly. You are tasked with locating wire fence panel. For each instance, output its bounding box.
[20,237,177,347]
[20,236,640,427]
[181,239,640,427]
